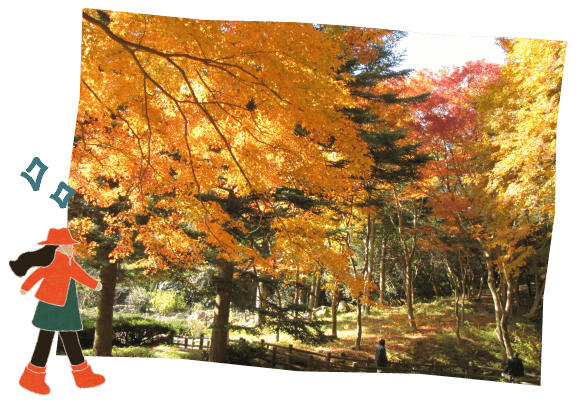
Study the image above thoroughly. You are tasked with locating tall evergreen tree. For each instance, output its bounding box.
[329,30,431,338]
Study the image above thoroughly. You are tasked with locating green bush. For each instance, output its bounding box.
[126,287,152,313]
[226,342,268,366]
[150,290,188,314]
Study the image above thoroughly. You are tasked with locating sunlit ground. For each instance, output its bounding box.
[78,293,542,374]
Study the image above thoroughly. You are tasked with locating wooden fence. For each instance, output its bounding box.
[166,335,540,385]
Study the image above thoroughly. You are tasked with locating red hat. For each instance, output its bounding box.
[38,228,79,245]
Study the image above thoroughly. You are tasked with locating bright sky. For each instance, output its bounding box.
[397,31,507,73]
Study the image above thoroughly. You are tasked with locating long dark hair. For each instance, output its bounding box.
[9,245,58,277]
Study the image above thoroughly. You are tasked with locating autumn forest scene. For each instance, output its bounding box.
[65,9,565,384]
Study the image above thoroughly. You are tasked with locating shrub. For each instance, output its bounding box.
[150,290,188,314]
[126,287,152,313]
[226,342,268,366]
[158,281,202,307]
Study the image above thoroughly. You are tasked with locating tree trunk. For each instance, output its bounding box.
[94,261,118,356]
[535,272,540,296]
[461,278,466,325]
[294,270,300,307]
[364,216,376,315]
[476,271,485,301]
[526,275,534,297]
[429,254,445,297]
[500,274,515,357]
[361,214,370,315]
[483,254,514,359]
[300,284,308,305]
[528,275,545,317]
[309,275,318,311]
[314,275,322,308]
[355,298,362,350]
[256,277,267,327]
[405,260,418,332]
[412,265,420,305]
[467,271,474,300]
[452,252,468,346]
[331,291,339,338]
[513,276,522,315]
[454,285,461,346]
[275,285,283,342]
[379,238,387,305]
[442,253,458,292]
[209,259,234,363]
[499,274,507,307]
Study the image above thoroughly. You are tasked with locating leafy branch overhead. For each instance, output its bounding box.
[71,10,388,294]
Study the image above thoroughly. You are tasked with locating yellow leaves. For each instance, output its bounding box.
[67,218,98,258]
[476,38,564,220]
[72,9,405,288]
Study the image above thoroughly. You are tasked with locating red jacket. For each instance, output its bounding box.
[21,251,100,307]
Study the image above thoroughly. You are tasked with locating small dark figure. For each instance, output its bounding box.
[374,339,388,371]
[504,353,525,379]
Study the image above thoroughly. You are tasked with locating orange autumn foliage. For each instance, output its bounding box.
[70,9,390,293]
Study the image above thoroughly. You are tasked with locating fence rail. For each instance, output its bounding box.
[165,335,540,385]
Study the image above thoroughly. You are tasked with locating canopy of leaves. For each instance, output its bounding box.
[70,9,404,295]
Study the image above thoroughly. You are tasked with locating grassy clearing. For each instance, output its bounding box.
[77,292,541,375]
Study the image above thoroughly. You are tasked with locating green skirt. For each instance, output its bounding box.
[32,279,83,331]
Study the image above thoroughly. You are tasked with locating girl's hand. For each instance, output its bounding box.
[20,289,27,295]
[96,282,102,291]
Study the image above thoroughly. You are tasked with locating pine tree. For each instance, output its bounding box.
[333,31,431,337]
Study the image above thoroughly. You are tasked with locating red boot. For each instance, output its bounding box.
[71,361,105,388]
[19,363,50,395]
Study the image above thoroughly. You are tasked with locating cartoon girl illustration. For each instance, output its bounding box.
[9,227,105,395]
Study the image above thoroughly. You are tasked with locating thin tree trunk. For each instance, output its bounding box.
[364,216,376,315]
[309,275,318,311]
[405,260,418,332]
[454,285,461,346]
[535,273,540,296]
[362,215,371,315]
[513,276,522,315]
[411,265,420,306]
[453,251,469,346]
[345,231,365,348]
[255,239,270,327]
[429,266,444,297]
[388,189,421,333]
[294,270,300,304]
[379,238,387,305]
[475,255,486,301]
[500,274,515,357]
[94,261,118,356]
[528,275,545,317]
[442,254,458,296]
[331,290,339,338]
[355,298,362,350]
[476,271,485,300]
[483,254,514,359]
[209,260,234,363]
[314,274,322,308]
[526,275,534,297]
[467,271,474,300]
[461,278,466,325]
[275,285,282,342]
[300,283,308,305]
[256,277,267,327]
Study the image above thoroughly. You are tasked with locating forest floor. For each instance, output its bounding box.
[80,289,542,375]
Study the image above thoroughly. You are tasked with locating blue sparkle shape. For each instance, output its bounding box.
[49,182,77,209]
[20,157,49,191]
